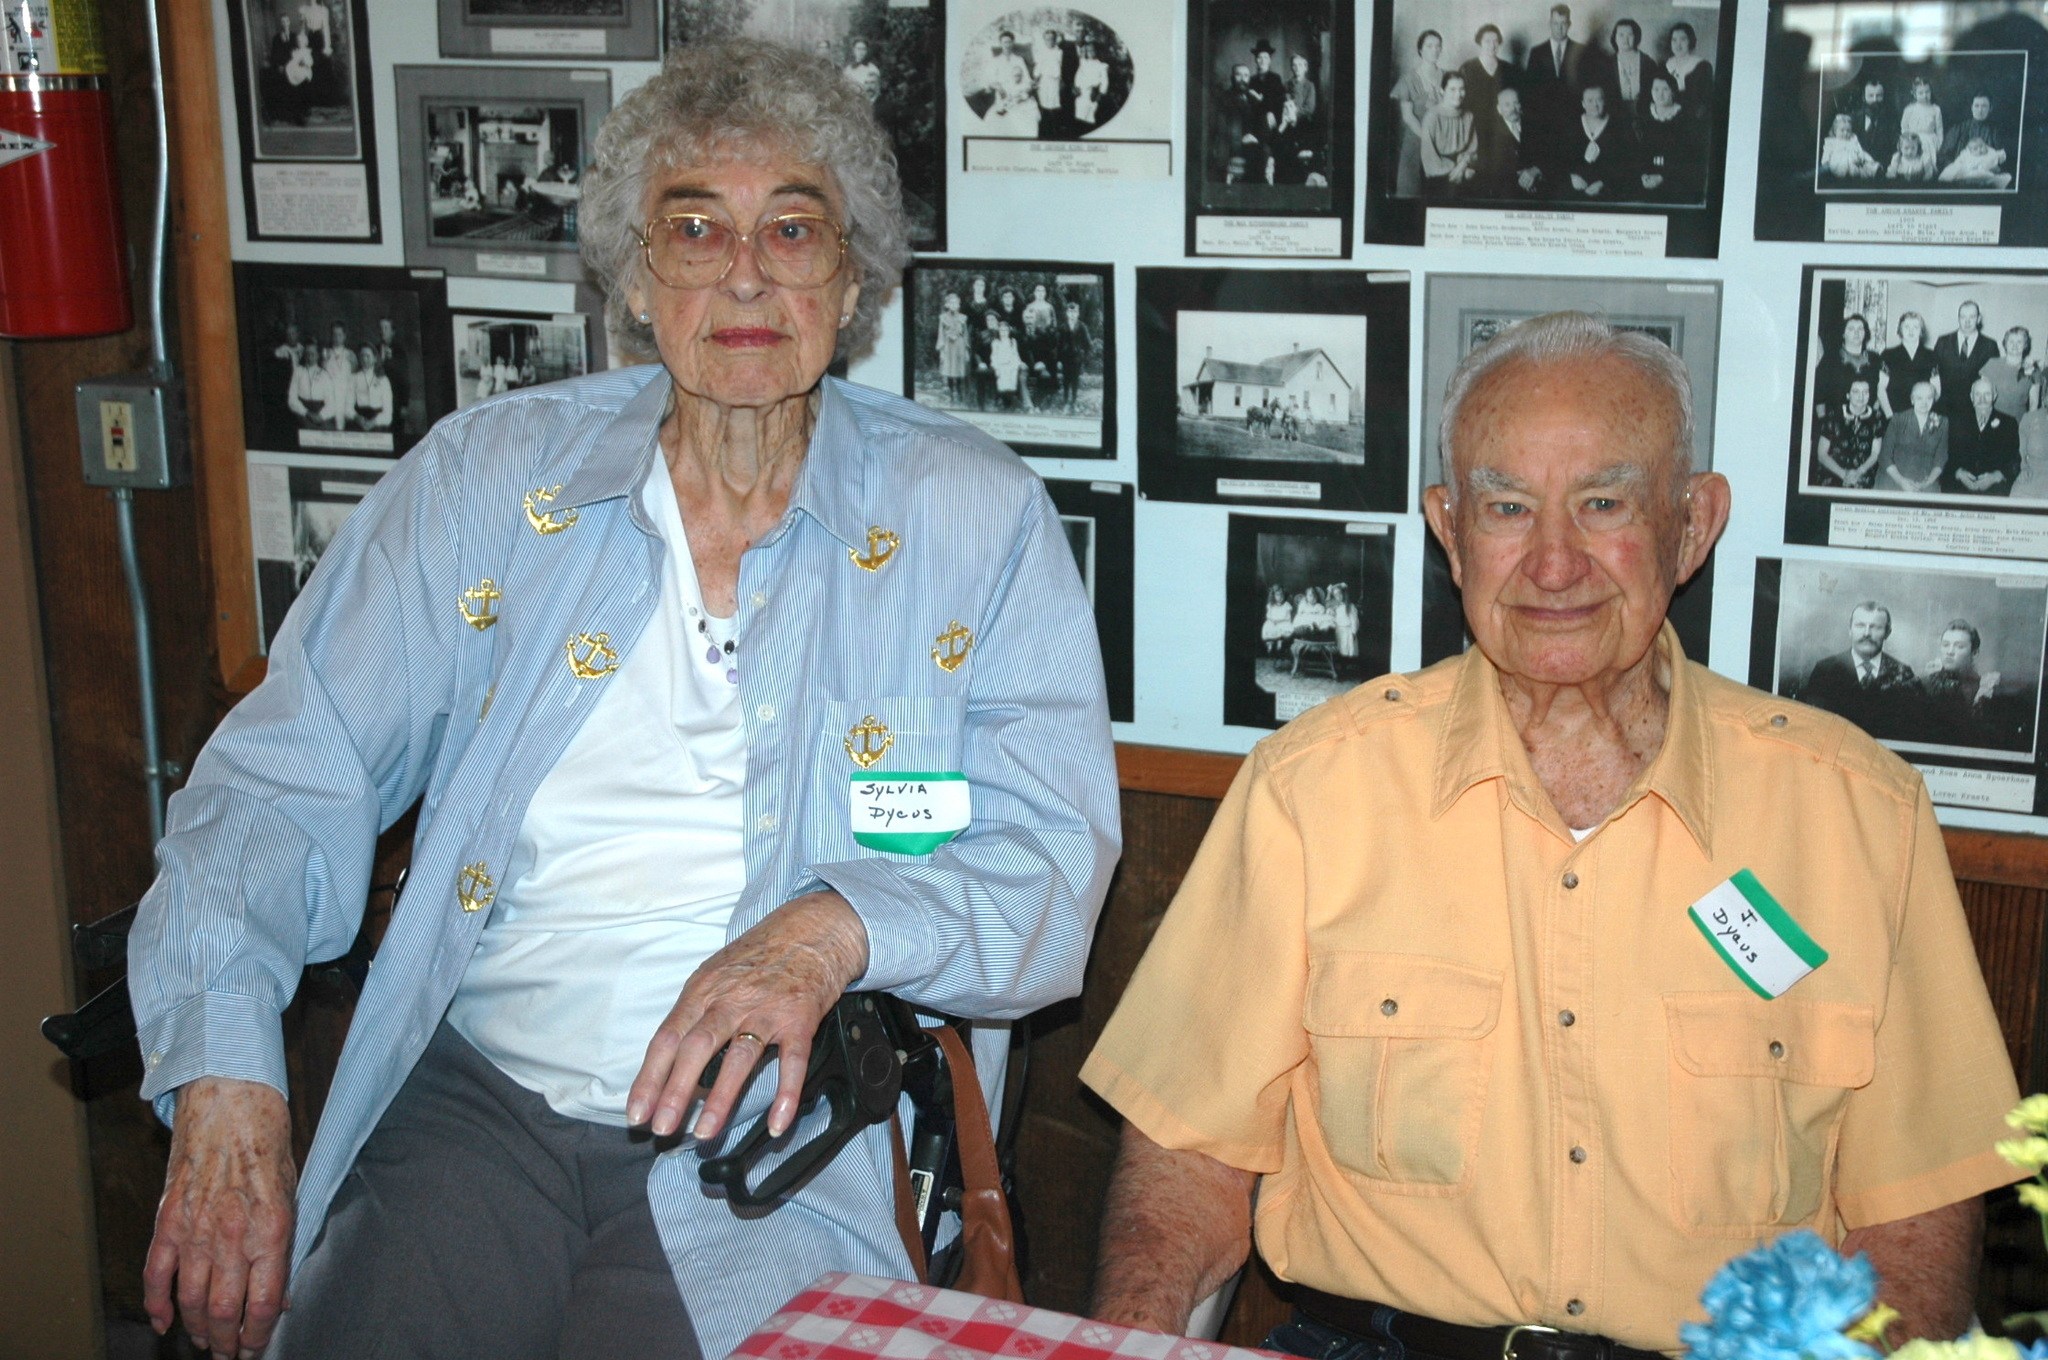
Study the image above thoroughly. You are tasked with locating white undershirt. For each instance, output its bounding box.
[448,450,746,1124]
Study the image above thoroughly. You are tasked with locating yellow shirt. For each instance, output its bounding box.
[1081,628,2020,1352]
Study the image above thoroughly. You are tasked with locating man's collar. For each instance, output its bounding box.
[1430,623,1715,853]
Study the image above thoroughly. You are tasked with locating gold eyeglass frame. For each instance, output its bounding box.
[634,211,852,290]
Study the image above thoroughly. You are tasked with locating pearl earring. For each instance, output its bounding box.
[637,310,650,323]
[839,313,851,325]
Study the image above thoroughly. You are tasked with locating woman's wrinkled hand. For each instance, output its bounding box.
[144,1076,297,1358]
[627,890,870,1142]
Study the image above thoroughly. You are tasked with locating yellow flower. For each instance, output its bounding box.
[1891,1335,2023,1360]
[2006,1094,2048,1133]
[2018,1182,2048,1215]
[1845,1303,1900,1346]
[1996,1136,2048,1171]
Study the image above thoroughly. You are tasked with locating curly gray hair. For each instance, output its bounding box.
[580,38,910,363]
[1437,310,1695,507]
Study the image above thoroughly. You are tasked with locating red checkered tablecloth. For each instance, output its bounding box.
[730,1274,1283,1360]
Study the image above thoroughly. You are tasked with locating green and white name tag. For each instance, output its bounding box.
[1687,869,1828,999]
[850,772,970,855]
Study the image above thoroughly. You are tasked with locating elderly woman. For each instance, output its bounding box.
[132,39,1119,1360]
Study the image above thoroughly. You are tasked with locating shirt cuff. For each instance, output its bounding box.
[136,990,290,1127]
[1834,1144,2029,1230]
[807,858,939,995]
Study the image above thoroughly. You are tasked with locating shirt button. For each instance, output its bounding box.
[1558,1009,1576,1027]
[1562,871,1580,890]
[751,591,767,608]
[757,813,778,833]
[756,703,776,722]
[1769,1039,1786,1059]
[1769,713,1789,728]
[147,1050,163,1069]
[1383,687,1401,701]
[1380,998,1399,1016]
[1566,1300,1585,1318]
[1569,1145,1587,1164]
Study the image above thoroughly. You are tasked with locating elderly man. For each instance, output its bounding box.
[1946,376,2023,496]
[1082,313,2019,1356]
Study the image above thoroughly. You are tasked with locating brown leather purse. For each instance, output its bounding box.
[889,1024,1024,1302]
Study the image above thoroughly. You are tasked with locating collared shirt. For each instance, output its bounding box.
[1082,627,2017,1352]
[130,368,1120,1357]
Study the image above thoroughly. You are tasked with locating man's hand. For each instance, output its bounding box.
[628,890,869,1142]
[144,1077,297,1357]
[1090,1123,1256,1335]
[1842,1196,1983,1344]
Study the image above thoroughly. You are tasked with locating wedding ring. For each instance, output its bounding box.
[734,1031,766,1046]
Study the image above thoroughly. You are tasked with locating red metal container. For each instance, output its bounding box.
[0,73,132,338]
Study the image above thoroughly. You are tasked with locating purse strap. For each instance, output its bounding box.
[888,1024,1024,1303]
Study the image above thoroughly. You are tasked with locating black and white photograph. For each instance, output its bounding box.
[1420,274,1723,488]
[235,262,453,458]
[394,65,609,282]
[1784,266,2048,559]
[902,260,1114,459]
[223,0,381,241]
[1365,0,1736,258]
[246,451,389,650]
[1757,3,2048,247]
[451,308,596,409]
[440,0,659,60]
[665,0,945,249]
[1186,0,1354,257]
[1752,556,2048,813]
[1223,514,1394,729]
[1043,479,1134,721]
[1137,268,1407,512]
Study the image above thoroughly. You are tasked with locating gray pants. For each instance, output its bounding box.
[269,1023,701,1360]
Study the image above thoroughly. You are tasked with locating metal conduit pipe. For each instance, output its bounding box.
[112,486,166,844]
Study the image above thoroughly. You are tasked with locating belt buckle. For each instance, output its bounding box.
[1501,1325,1561,1360]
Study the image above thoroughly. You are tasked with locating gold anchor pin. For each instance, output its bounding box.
[523,484,579,536]
[457,861,496,913]
[845,714,894,770]
[849,526,900,572]
[565,631,619,679]
[932,621,974,673]
[459,578,503,630]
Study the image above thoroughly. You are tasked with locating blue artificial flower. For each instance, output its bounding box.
[1680,1230,1882,1360]
[2019,1341,2048,1360]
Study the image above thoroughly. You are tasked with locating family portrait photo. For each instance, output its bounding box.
[235,263,451,458]
[1189,0,1346,217]
[236,0,366,160]
[1757,2,2048,245]
[1223,515,1394,729]
[1790,268,2048,506]
[666,0,944,248]
[903,261,1113,458]
[451,310,593,408]
[958,8,1138,140]
[1419,273,1722,488]
[1137,268,1408,511]
[1762,556,2047,764]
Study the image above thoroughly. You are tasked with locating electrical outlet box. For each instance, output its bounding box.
[75,376,187,490]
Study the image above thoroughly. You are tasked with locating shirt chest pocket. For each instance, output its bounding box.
[1664,992,1876,1236]
[809,696,969,860]
[1303,952,1503,1191]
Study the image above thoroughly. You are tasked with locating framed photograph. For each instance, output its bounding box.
[1419,274,1723,489]
[245,451,389,651]
[1185,0,1355,258]
[234,262,454,458]
[393,64,610,283]
[439,0,659,59]
[956,0,1174,179]
[665,0,946,251]
[1753,555,2048,815]
[1042,478,1134,721]
[1136,267,1407,512]
[451,307,599,409]
[1222,514,1394,729]
[222,0,381,241]
[1365,0,1736,259]
[1755,3,2048,247]
[1784,265,2048,561]
[902,260,1114,459]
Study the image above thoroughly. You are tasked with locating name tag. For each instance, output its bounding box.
[850,773,970,855]
[1686,869,1828,999]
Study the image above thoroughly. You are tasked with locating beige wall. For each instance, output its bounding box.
[0,341,102,1357]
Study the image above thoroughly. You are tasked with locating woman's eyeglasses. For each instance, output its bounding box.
[634,211,850,291]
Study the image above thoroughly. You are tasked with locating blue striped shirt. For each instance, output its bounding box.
[129,368,1121,1356]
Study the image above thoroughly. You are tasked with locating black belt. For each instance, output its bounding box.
[1294,1286,1666,1360]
